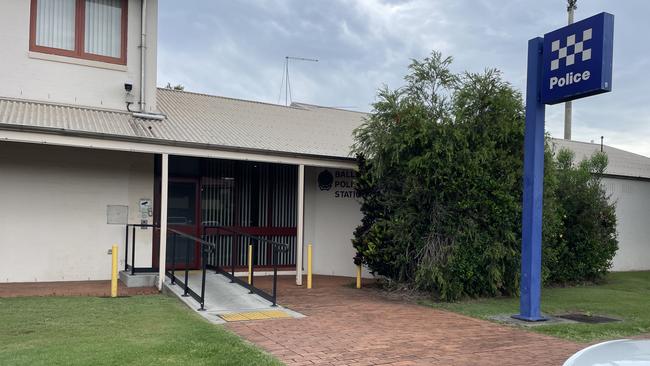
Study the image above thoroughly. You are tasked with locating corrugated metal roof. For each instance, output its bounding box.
[156,89,365,158]
[0,88,367,160]
[551,138,650,180]
[2,90,649,179]
[0,97,153,137]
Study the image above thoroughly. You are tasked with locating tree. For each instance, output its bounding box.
[544,149,618,283]
[352,51,618,300]
[352,52,525,299]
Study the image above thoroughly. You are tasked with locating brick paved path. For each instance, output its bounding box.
[228,276,582,366]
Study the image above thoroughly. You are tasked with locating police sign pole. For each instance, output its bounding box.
[515,12,614,322]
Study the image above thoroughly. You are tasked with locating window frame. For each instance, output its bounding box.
[29,0,128,65]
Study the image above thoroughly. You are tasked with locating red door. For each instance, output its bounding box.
[164,179,201,269]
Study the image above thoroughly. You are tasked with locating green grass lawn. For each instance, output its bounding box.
[0,294,282,366]
[424,271,650,343]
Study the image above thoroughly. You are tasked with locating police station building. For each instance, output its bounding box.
[0,89,369,286]
[0,3,646,294]
[0,0,370,290]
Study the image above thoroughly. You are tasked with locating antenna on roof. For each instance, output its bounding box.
[601,136,604,152]
[278,56,318,106]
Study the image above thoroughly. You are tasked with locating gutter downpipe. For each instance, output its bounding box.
[131,0,162,120]
[140,0,147,112]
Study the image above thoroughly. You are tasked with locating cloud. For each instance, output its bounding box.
[158,0,650,156]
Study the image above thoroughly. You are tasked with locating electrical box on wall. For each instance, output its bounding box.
[139,198,152,226]
[107,205,128,225]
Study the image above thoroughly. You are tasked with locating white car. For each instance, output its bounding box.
[564,339,650,365]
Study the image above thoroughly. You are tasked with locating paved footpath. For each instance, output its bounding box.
[228,276,583,366]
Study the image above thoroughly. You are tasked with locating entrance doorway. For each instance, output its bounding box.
[152,156,299,271]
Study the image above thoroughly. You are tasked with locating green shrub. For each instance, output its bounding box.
[352,51,618,300]
[544,149,618,283]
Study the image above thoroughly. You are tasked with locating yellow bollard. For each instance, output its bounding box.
[307,243,313,289]
[356,264,362,289]
[111,245,118,298]
[247,244,253,285]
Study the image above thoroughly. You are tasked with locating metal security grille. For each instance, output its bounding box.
[269,164,298,267]
[201,159,297,268]
[202,158,236,268]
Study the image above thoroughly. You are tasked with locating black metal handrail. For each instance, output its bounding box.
[201,222,289,306]
[124,223,159,275]
[165,228,216,310]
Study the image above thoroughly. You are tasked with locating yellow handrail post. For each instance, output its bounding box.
[111,245,118,298]
[247,244,253,285]
[356,264,362,289]
[307,243,313,289]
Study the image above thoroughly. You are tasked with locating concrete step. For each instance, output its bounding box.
[119,271,157,288]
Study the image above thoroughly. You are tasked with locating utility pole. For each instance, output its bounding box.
[564,0,578,140]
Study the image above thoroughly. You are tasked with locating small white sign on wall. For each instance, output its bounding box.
[106,205,128,225]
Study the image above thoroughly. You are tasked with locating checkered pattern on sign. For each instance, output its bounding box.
[550,28,593,71]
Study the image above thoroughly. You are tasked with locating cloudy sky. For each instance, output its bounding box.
[158,0,650,156]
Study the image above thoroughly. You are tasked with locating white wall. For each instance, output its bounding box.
[300,168,650,277]
[303,166,371,278]
[0,0,158,112]
[0,142,154,282]
[603,177,650,271]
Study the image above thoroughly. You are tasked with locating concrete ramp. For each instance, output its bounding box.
[164,271,303,324]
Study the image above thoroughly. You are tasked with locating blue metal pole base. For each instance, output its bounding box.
[512,314,548,322]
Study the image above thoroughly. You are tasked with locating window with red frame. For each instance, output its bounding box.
[30,0,128,65]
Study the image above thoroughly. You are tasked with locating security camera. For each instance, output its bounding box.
[124,81,135,107]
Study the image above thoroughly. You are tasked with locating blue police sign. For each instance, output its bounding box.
[541,12,614,105]
[515,12,614,322]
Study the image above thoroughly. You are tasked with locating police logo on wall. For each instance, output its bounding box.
[318,169,358,198]
[317,170,334,191]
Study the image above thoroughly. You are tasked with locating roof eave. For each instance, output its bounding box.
[0,123,357,164]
